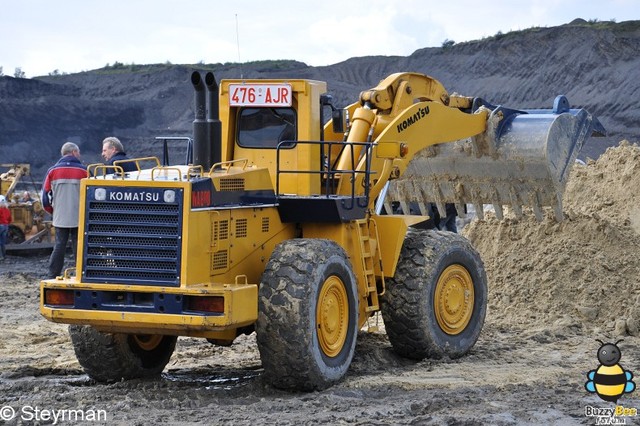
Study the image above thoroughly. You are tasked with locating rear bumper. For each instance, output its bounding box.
[40,278,257,337]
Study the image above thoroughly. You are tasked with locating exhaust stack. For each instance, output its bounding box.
[205,72,222,168]
[191,71,210,169]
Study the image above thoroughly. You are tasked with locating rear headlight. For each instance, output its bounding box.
[187,296,224,313]
[44,289,74,306]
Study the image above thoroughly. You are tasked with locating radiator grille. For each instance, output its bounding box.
[236,219,248,238]
[82,188,183,286]
[219,178,245,191]
[212,250,228,271]
[213,220,229,240]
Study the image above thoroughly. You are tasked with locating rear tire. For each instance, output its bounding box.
[69,325,177,382]
[257,239,358,391]
[381,229,487,360]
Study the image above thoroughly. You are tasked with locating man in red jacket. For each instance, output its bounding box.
[42,142,87,278]
[0,195,11,260]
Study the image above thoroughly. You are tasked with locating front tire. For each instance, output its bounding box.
[69,325,177,382]
[381,229,487,360]
[257,239,358,391]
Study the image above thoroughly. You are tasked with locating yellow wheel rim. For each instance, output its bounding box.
[133,334,163,351]
[316,276,349,357]
[434,264,474,335]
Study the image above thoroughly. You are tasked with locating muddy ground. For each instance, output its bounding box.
[2,145,640,425]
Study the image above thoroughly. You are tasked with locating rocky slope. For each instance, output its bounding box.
[1,19,639,181]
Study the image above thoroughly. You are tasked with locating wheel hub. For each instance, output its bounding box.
[317,275,348,357]
[132,334,163,351]
[434,264,474,335]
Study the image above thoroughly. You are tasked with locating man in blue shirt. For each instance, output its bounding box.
[101,136,137,172]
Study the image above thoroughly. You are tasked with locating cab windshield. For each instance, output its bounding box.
[236,107,297,148]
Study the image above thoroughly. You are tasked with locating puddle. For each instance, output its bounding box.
[162,369,262,390]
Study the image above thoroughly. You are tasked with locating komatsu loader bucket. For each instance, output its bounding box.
[385,95,605,221]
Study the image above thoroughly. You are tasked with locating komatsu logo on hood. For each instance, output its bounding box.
[92,187,177,203]
[397,106,430,133]
[108,191,160,202]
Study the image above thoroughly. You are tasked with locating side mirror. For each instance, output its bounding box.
[332,109,346,134]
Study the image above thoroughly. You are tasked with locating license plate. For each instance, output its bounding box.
[229,83,292,107]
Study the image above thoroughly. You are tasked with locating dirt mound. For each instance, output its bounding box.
[463,142,640,337]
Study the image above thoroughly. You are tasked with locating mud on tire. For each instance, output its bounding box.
[257,239,358,391]
[381,229,487,360]
[69,325,177,382]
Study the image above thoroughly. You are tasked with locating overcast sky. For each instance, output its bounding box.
[2,0,638,78]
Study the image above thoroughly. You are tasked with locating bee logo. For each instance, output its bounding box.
[585,339,636,403]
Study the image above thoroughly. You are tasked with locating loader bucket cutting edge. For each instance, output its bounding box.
[387,101,604,221]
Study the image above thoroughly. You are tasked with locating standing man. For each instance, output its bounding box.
[42,142,87,278]
[0,195,11,260]
[102,136,136,172]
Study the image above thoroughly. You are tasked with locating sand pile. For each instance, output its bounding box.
[463,142,640,336]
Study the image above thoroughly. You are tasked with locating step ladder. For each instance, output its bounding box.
[355,219,385,315]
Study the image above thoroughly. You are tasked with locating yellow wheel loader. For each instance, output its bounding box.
[40,71,603,390]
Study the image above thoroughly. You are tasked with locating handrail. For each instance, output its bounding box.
[114,156,161,172]
[209,158,249,174]
[150,167,185,181]
[154,136,193,166]
[88,157,162,179]
[187,165,204,178]
[87,164,125,179]
[275,140,374,210]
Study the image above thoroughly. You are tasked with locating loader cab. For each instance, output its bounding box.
[219,79,327,196]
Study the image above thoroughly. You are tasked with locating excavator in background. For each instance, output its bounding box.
[0,163,30,199]
[1,163,55,251]
[39,71,603,390]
